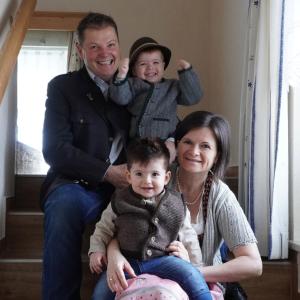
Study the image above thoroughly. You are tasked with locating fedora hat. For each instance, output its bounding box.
[129,37,171,70]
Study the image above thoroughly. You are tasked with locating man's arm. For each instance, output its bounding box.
[43,76,118,187]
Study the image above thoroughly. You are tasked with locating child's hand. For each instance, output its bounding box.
[89,251,107,274]
[177,59,191,71]
[117,58,129,79]
[167,241,190,262]
[165,140,176,163]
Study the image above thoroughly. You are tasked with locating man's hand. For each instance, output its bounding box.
[104,164,129,189]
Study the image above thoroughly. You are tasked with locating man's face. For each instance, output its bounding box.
[77,26,120,81]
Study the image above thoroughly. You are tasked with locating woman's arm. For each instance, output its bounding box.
[202,243,262,283]
[106,239,137,292]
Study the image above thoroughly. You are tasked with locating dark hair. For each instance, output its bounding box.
[77,12,118,44]
[175,111,230,179]
[127,138,170,171]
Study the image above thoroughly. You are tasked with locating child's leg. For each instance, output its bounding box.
[91,270,115,300]
[139,256,212,300]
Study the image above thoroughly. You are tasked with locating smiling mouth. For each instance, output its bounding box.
[185,157,201,163]
[145,73,157,77]
[97,59,113,65]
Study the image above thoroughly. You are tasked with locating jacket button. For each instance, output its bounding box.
[151,236,155,242]
[146,249,152,256]
[154,217,159,224]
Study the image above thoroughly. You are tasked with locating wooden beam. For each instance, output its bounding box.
[29,11,87,31]
[0,0,37,105]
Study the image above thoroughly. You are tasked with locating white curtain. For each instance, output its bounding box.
[68,32,83,72]
[239,0,289,259]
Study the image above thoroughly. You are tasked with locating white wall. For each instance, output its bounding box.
[208,0,248,165]
[0,0,21,239]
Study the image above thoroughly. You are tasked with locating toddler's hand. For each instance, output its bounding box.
[165,140,176,163]
[117,58,129,79]
[177,59,191,71]
[89,251,107,274]
[167,241,190,262]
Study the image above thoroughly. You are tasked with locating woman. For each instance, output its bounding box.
[93,111,262,299]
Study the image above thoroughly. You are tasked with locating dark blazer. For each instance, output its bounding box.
[40,67,130,209]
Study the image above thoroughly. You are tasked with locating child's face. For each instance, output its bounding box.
[127,158,171,198]
[132,50,165,83]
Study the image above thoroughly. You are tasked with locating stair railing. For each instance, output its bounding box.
[0,0,37,105]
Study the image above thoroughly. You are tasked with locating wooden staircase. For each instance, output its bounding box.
[0,173,296,300]
[0,175,96,300]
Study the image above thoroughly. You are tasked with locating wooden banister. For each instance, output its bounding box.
[0,0,37,105]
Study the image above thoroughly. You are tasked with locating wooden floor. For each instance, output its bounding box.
[0,174,299,300]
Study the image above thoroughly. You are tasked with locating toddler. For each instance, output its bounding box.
[89,138,211,300]
[109,37,203,161]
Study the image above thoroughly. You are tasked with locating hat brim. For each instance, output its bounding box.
[129,42,171,71]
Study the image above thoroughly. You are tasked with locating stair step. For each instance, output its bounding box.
[242,260,293,300]
[1,211,94,259]
[0,259,97,300]
[13,175,45,211]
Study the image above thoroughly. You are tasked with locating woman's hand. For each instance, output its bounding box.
[89,251,107,274]
[167,241,190,262]
[106,239,137,293]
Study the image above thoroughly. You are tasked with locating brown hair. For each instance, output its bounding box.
[77,12,118,44]
[175,111,230,179]
[126,138,170,171]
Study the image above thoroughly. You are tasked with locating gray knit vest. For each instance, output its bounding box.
[111,187,185,260]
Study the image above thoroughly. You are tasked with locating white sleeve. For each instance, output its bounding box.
[178,209,204,268]
[88,203,117,256]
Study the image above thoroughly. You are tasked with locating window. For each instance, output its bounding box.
[16,30,70,174]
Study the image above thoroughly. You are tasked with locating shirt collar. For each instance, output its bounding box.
[86,66,109,96]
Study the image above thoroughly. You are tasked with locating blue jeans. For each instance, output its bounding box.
[42,183,112,300]
[92,255,212,300]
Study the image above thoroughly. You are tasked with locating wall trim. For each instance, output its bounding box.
[29,11,87,31]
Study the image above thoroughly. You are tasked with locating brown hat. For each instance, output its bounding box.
[129,37,172,70]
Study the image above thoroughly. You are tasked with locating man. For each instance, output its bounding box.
[41,12,130,300]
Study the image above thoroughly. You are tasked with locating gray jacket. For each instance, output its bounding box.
[109,67,203,139]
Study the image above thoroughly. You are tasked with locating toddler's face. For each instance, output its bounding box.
[132,50,165,83]
[127,158,170,198]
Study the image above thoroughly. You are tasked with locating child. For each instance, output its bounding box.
[109,37,203,161]
[89,138,212,300]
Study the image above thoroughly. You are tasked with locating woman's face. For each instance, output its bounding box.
[177,127,218,174]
